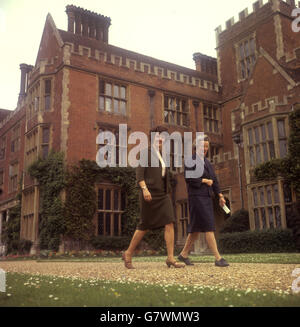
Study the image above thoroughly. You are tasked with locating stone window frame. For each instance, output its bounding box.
[43,78,53,112]
[96,184,126,237]
[0,135,6,161]
[246,115,289,169]
[163,94,189,127]
[98,77,128,116]
[203,102,220,134]
[41,124,51,159]
[8,160,19,194]
[10,124,21,153]
[25,127,38,170]
[177,200,189,240]
[250,179,292,231]
[96,123,127,166]
[235,32,257,83]
[27,81,40,120]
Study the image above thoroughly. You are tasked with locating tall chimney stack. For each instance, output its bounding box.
[65,5,111,43]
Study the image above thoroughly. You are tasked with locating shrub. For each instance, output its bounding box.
[91,236,131,251]
[286,202,300,251]
[218,228,297,253]
[219,209,250,234]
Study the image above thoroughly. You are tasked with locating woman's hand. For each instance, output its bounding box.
[219,195,226,207]
[203,178,214,187]
[143,188,152,202]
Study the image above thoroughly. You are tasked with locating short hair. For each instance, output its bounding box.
[193,134,209,149]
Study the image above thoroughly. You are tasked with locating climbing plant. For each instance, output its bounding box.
[27,150,65,251]
[254,106,300,198]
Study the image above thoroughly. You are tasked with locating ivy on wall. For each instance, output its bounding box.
[254,106,300,198]
[27,150,65,251]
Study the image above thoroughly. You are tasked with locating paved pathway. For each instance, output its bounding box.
[1,260,299,293]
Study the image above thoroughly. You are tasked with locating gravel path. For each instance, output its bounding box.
[0,260,298,293]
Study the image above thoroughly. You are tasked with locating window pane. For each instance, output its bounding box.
[98,212,104,235]
[114,214,119,236]
[261,208,266,229]
[269,141,275,159]
[121,191,126,210]
[99,96,105,110]
[267,122,274,140]
[248,129,253,145]
[113,99,119,113]
[273,184,279,203]
[256,146,261,164]
[182,100,187,112]
[120,101,126,115]
[245,41,249,57]
[262,143,268,162]
[120,86,126,99]
[239,44,244,59]
[249,147,255,166]
[45,96,51,111]
[42,145,49,159]
[164,96,169,108]
[261,125,266,140]
[105,98,112,112]
[275,206,281,228]
[259,187,264,205]
[250,38,255,54]
[164,111,169,123]
[98,189,103,209]
[106,213,111,235]
[42,128,50,143]
[114,190,119,210]
[279,140,287,158]
[254,209,260,230]
[283,182,292,203]
[176,112,181,125]
[105,83,112,96]
[214,121,218,133]
[254,126,260,144]
[268,208,274,229]
[113,85,119,98]
[252,189,258,206]
[99,80,105,94]
[45,80,51,94]
[266,186,272,205]
[105,189,111,210]
[277,120,286,138]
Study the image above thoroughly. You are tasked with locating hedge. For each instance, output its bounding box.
[218,228,297,253]
[91,236,131,251]
[219,209,250,234]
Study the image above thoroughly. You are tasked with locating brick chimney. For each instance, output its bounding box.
[18,63,33,103]
[65,5,111,42]
[193,53,217,76]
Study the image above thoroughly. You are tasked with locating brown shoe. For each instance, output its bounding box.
[122,252,135,269]
[166,259,185,268]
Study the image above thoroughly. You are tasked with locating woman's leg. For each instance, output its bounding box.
[180,232,200,258]
[205,231,221,261]
[125,229,148,257]
[164,223,175,261]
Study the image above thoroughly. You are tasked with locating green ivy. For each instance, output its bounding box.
[2,179,22,254]
[254,106,300,197]
[27,150,66,251]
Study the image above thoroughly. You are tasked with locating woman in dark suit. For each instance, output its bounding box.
[178,135,229,267]
[122,126,184,269]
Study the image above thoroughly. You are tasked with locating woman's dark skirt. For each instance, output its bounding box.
[137,191,175,231]
[187,195,215,233]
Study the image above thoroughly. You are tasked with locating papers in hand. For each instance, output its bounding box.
[222,204,231,214]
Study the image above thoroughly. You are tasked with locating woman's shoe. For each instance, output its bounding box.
[178,254,194,266]
[122,252,135,269]
[166,259,185,268]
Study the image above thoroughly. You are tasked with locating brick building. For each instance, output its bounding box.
[0,0,299,254]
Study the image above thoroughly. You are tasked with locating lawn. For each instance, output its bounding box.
[0,272,299,307]
[30,252,300,264]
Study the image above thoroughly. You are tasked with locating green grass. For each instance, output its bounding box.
[31,253,300,264]
[0,272,299,307]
